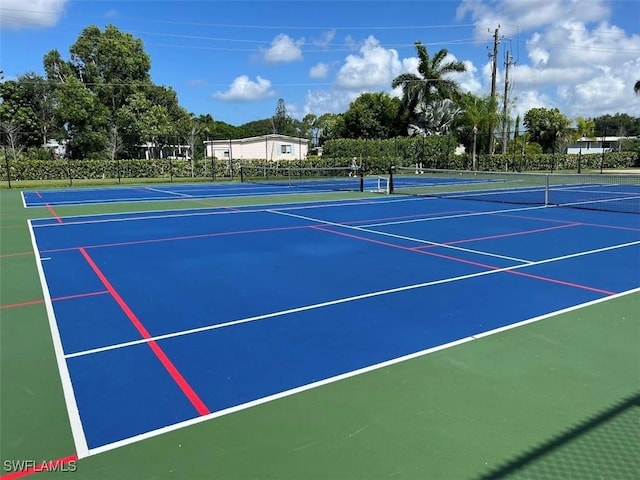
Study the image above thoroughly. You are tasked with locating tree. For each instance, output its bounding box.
[574,116,596,153]
[1,120,24,161]
[592,113,640,137]
[55,76,109,158]
[316,113,346,144]
[408,99,462,137]
[522,107,572,153]
[21,73,58,147]
[342,92,402,139]
[453,92,499,154]
[68,24,151,115]
[635,80,640,95]
[271,98,295,135]
[301,113,320,146]
[391,41,466,132]
[107,126,122,161]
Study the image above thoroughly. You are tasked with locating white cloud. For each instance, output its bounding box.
[456,0,640,119]
[456,0,611,41]
[559,59,640,118]
[309,63,329,79]
[509,90,554,121]
[335,36,405,89]
[312,30,336,48]
[0,0,68,29]
[303,89,361,117]
[453,60,483,95]
[213,76,274,102]
[263,34,303,64]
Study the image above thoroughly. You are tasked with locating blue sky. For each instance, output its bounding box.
[1,0,639,126]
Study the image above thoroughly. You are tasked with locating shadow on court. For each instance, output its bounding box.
[478,392,640,479]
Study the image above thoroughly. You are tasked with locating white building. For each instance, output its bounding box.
[566,136,632,154]
[203,134,309,161]
[43,139,68,157]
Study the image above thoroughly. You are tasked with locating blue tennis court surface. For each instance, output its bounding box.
[29,195,640,457]
[22,175,509,207]
[23,179,372,207]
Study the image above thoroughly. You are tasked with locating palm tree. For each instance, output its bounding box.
[635,79,640,95]
[392,42,467,118]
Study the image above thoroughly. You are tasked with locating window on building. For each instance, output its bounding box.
[281,144,292,154]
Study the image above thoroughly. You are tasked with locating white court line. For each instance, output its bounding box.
[64,238,640,360]
[21,191,27,209]
[30,195,427,227]
[24,189,339,209]
[144,186,192,197]
[557,195,640,208]
[270,208,534,263]
[85,285,640,458]
[360,204,549,228]
[27,220,90,459]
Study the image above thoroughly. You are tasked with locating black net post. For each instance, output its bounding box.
[169,157,173,182]
[239,165,245,182]
[359,165,364,192]
[388,166,395,194]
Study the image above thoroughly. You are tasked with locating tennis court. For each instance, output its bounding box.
[2,171,639,479]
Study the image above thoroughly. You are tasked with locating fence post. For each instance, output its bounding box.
[68,158,73,186]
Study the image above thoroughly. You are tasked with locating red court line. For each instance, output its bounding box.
[0,290,110,310]
[78,247,210,416]
[0,299,43,310]
[0,454,77,480]
[41,223,318,253]
[495,212,640,232]
[0,251,33,259]
[347,210,470,225]
[410,223,582,249]
[313,226,616,296]
[39,211,472,254]
[45,204,63,224]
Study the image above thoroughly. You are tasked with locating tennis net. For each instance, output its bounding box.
[239,165,364,192]
[389,167,640,214]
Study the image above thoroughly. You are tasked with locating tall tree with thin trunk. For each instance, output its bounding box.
[392,41,466,126]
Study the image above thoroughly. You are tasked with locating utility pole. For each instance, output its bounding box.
[488,26,500,155]
[501,49,515,156]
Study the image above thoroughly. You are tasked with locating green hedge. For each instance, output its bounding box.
[1,149,638,184]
